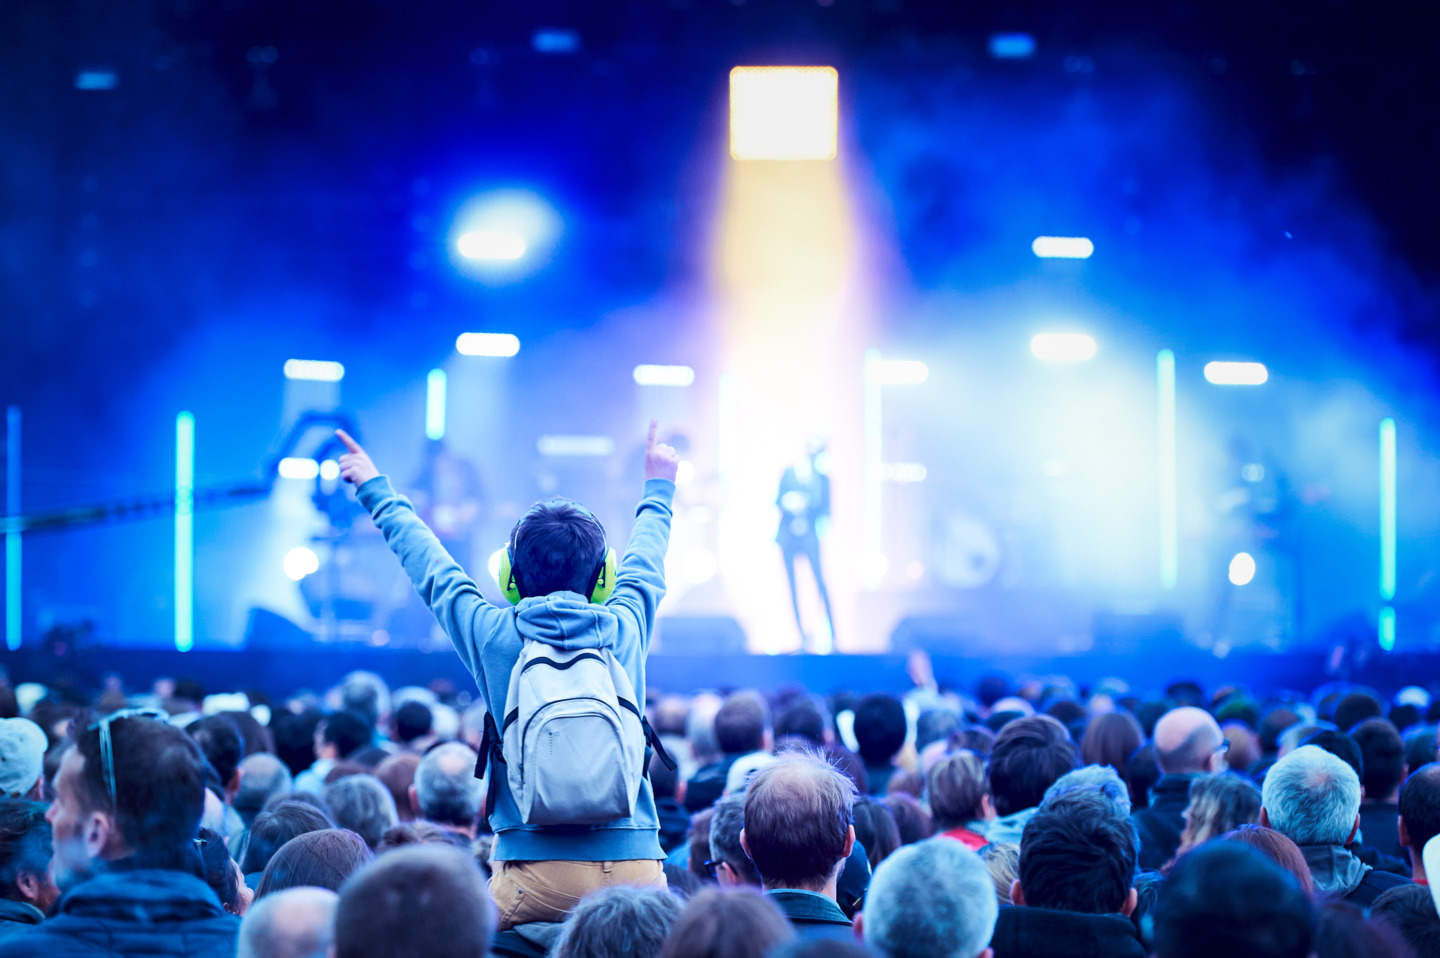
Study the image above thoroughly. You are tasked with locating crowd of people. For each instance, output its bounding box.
[1,425,1439,957]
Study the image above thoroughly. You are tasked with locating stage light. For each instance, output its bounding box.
[1203,361,1268,385]
[536,435,615,457]
[1031,236,1094,259]
[532,29,580,54]
[319,460,340,481]
[277,458,320,480]
[882,463,928,483]
[488,548,506,586]
[426,369,447,440]
[866,359,929,385]
[75,70,118,90]
[1157,350,1178,589]
[1380,606,1396,651]
[676,461,696,484]
[175,411,194,651]
[684,548,718,585]
[989,33,1036,58]
[1031,333,1097,361]
[283,546,320,581]
[5,406,19,651]
[633,365,695,387]
[1381,418,1396,601]
[283,359,345,382]
[456,333,521,357]
[729,66,839,161]
[1228,552,1256,586]
[457,231,527,261]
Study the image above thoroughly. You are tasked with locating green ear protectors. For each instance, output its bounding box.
[498,503,617,605]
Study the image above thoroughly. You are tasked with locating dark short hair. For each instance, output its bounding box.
[554,886,682,958]
[324,775,399,849]
[1333,692,1385,733]
[240,800,333,875]
[335,845,493,958]
[1372,883,1440,958]
[0,798,52,899]
[882,792,933,845]
[196,826,242,912]
[1153,842,1313,958]
[256,828,374,898]
[1406,726,1439,773]
[709,793,760,885]
[776,699,828,747]
[393,702,433,744]
[72,714,209,858]
[1301,730,1363,782]
[988,715,1077,816]
[1081,712,1144,777]
[1351,719,1406,801]
[511,499,608,597]
[850,797,900,871]
[1399,763,1440,851]
[323,711,373,759]
[188,714,245,787]
[271,708,324,776]
[927,752,987,829]
[915,709,961,752]
[853,695,907,765]
[715,693,769,755]
[1220,825,1314,894]
[1314,900,1413,957]
[659,889,795,958]
[1018,790,1136,914]
[373,754,420,822]
[743,752,856,888]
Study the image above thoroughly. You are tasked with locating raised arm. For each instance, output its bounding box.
[606,421,679,649]
[336,429,498,677]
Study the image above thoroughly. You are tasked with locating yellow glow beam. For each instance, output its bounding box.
[729,67,839,161]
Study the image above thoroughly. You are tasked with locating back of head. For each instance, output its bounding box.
[851,797,901,870]
[0,798,52,899]
[1080,711,1143,775]
[1178,773,1261,848]
[927,752,987,830]
[374,753,421,822]
[1154,842,1313,958]
[1351,718,1406,801]
[374,821,470,853]
[915,709,960,753]
[72,713,209,860]
[255,828,373,897]
[864,840,997,958]
[1371,884,1440,958]
[776,698,830,748]
[882,792,933,845]
[238,886,339,958]
[1314,900,1415,958]
[324,774,399,848]
[1153,706,1224,775]
[554,886,682,958]
[392,701,433,745]
[235,753,293,824]
[340,672,390,732]
[335,845,493,958]
[1220,824,1315,894]
[1399,762,1440,852]
[1333,692,1385,733]
[1261,745,1362,846]
[1041,765,1132,816]
[708,792,760,885]
[323,711,373,761]
[1017,789,1136,914]
[743,750,856,889]
[715,692,769,755]
[272,709,324,776]
[987,715,1077,816]
[414,742,482,828]
[853,694,907,766]
[1302,729,1364,782]
[188,714,245,788]
[240,800,333,875]
[658,888,794,958]
[1405,727,1439,773]
[512,498,608,597]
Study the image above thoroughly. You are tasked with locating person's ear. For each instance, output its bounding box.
[853,911,865,942]
[408,784,421,817]
[981,794,997,820]
[1009,879,1025,906]
[84,810,114,859]
[1121,887,1139,917]
[1259,806,1271,829]
[1347,813,1360,846]
[1400,815,1412,850]
[16,872,41,905]
[227,767,243,797]
[762,730,774,754]
[841,824,855,860]
[739,829,750,860]
[676,779,687,805]
[976,951,993,958]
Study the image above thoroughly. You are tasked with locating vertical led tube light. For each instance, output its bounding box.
[426,369,447,441]
[862,350,884,589]
[1380,418,1396,601]
[1157,351,1177,590]
[5,406,19,650]
[175,411,194,651]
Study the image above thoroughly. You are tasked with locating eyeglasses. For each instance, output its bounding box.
[88,708,169,809]
[702,860,721,880]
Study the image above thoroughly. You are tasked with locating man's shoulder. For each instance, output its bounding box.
[767,890,852,926]
[1363,868,1413,891]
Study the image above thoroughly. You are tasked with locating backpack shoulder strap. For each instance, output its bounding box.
[475,708,506,821]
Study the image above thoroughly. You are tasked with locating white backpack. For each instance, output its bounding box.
[488,641,655,826]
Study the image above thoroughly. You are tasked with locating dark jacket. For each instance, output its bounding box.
[684,756,740,813]
[1132,773,1199,869]
[655,797,690,854]
[0,899,44,943]
[0,868,239,958]
[1300,843,1411,911]
[767,890,854,941]
[990,906,1147,958]
[1358,803,1407,864]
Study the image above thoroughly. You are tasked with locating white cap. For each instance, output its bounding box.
[0,717,48,797]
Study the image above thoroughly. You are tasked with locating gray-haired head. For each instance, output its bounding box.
[340,671,391,730]
[323,774,399,849]
[238,885,339,958]
[1261,745,1361,846]
[863,840,998,958]
[235,753,294,826]
[415,742,484,828]
[553,886,683,958]
[1042,764,1132,815]
[708,792,760,885]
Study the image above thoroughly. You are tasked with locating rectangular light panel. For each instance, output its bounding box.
[175,411,194,652]
[729,66,839,161]
[537,435,615,457]
[5,406,19,651]
[426,369,447,440]
[1203,361,1268,385]
[1381,417,1396,601]
[456,333,521,357]
[1032,236,1094,259]
[633,365,696,387]
[283,359,345,382]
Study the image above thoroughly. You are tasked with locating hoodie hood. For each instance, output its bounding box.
[1301,843,1371,897]
[515,592,620,650]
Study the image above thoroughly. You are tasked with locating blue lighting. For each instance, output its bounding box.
[1381,417,1396,601]
[5,406,19,651]
[989,34,1037,59]
[74,70,119,90]
[175,411,194,652]
[1380,605,1396,652]
[1032,236,1094,259]
[1157,351,1177,589]
[426,369,447,440]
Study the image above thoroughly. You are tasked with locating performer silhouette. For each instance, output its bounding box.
[777,440,835,652]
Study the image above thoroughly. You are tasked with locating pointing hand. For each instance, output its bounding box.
[335,429,380,486]
[644,420,680,483]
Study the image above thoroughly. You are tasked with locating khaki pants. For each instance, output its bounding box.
[490,859,667,930]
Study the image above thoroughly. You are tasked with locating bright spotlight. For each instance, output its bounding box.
[1031,333,1097,361]
[284,547,320,581]
[729,66,839,161]
[1229,552,1256,586]
[683,549,718,585]
[457,231,527,261]
[1032,236,1094,259]
[456,333,521,357]
[989,33,1036,58]
[277,458,320,480]
[1204,361,1268,385]
[881,463,928,483]
[536,435,615,457]
[488,548,506,586]
[283,359,345,382]
[633,365,695,387]
[866,359,929,385]
[319,460,340,481]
